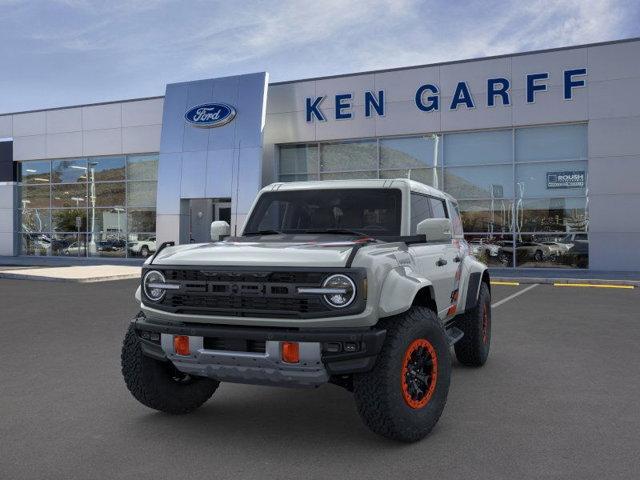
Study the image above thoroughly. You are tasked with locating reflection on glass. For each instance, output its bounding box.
[515,197,587,233]
[21,233,52,256]
[465,234,513,267]
[52,209,87,232]
[444,165,513,199]
[20,160,50,184]
[514,234,588,269]
[128,209,156,232]
[95,182,125,207]
[380,136,439,170]
[320,171,377,180]
[279,173,319,182]
[516,161,587,198]
[93,156,125,181]
[279,145,318,175]
[458,200,513,233]
[90,208,127,238]
[50,233,87,257]
[51,158,87,183]
[516,124,587,162]
[20,209,51,233]
[444,130,512,166]
[88,233,126,258]
[127,234,157,258]
[127,154,159,181]
[127,181,157,207]
[380,168,436,187]
[321,140,377,172]
[52,183,87,208]
[21,185,50,209]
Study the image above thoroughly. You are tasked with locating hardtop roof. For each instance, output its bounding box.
[263,178,455,202]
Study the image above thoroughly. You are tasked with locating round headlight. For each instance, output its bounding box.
[143,270,166,302]
[322,274,356,308]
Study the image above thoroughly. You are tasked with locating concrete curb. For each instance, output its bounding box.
[0,272,141,283]
[493,277,639,287]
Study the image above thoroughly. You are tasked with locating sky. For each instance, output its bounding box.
[1,0,639,113]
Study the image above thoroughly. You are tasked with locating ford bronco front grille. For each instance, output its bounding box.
[144,267,366,319]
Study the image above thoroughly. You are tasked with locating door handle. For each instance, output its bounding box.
[436,258,448,267]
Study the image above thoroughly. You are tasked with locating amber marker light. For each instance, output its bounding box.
[281,342,300,363]
[173,335,191,356]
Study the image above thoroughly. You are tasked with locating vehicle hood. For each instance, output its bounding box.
[150,239,360,268]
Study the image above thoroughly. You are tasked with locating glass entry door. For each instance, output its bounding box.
[214,201,231,224]
[188,198,232,243]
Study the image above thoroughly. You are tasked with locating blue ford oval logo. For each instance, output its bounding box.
[184,103,237,128]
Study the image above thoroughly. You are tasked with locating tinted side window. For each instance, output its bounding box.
[410,194,431,234]
[429,198,447,219]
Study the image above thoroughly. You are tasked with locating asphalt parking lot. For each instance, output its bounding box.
[1,278,639,479]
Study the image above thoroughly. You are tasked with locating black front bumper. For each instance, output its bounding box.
[132,313,386,376]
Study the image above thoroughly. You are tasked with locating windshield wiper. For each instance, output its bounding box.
[243,229,284,237]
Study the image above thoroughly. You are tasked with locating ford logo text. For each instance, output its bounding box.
[184,103,236,128]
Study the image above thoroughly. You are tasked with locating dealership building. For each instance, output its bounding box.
[0,38,639,271]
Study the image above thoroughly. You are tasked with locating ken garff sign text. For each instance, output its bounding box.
[305,68,587,122]
[185,103,237,128]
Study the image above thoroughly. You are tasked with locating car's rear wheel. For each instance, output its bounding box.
[353,306,451,442]
[454,282,491,367]
[121,325,219,414]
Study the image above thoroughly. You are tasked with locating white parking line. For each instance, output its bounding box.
[492,283,539,308]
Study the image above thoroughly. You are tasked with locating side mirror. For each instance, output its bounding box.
[210,221,230,242]
[416,218,452,242]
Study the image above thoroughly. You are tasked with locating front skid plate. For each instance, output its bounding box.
[161,334,329,388]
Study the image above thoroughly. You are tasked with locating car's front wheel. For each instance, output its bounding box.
[454,282,491,367]
[353,306,451,442]
[121,326,219,414]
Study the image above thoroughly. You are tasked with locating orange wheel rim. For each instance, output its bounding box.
[401,339,438,409]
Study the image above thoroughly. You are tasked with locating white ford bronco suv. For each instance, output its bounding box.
[122,179,491,442]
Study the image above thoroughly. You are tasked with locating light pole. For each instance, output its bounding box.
[71,162,98,254]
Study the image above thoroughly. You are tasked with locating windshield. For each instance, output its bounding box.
[243,188,402,237]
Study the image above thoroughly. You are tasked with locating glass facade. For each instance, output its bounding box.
[277,124,588,268]
[18,154,158,258]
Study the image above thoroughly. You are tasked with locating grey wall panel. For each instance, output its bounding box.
[0,182,16,255]
[235,147,262,214]
[159,84,188,154]
[13,111,46,137]
[180,150,207,198]
[587,155,640,195]
[588,117,640,158]
[588,194,640,233]
[0,115,12,137]
[156,153,183,215]
[588,77,640,120]
[588,41,640,81]
[589,232,640,271]
[205,148,235,198]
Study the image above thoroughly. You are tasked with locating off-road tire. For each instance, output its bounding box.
[454,282,491,367]
[353,306,451,442]
[121,325,219,414]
